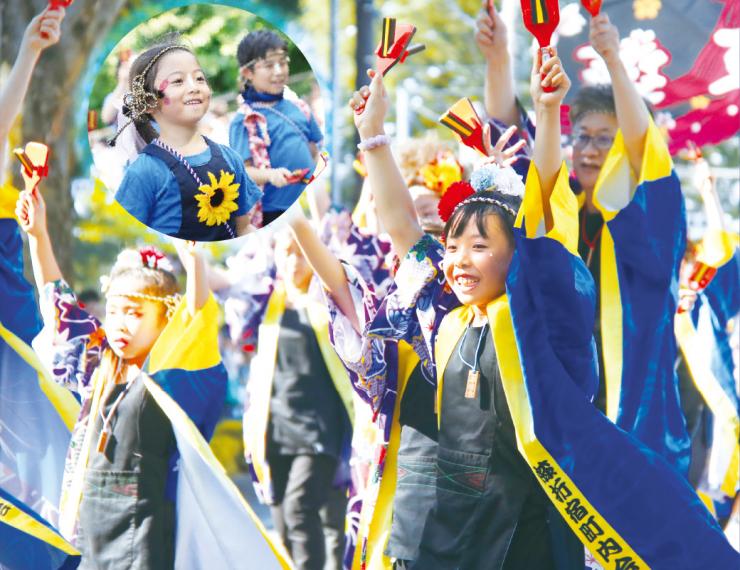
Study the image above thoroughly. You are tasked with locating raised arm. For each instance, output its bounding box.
[15,189,63,293]
[285,206,360,332]
[350,70,423,259]
[693,156,725,232]
[173,240,209,315]
[0,8,64,168]
[589,13,650,176]
[529,49,571,230]
[476,2,518,126]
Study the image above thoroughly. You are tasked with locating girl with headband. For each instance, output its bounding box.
[337,50,738,568]
[111,36,262,242]
[15,185,228,568]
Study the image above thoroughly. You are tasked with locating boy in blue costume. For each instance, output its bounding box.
[229,30,323,226]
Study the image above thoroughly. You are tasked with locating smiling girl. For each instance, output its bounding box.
[338,47,739,568]
[15,185,228,568]
[113,36,261,241]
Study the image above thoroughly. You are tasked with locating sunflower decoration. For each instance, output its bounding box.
[195,170,240,226]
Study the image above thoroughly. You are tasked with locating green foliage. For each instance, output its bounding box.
[89,4,312,113]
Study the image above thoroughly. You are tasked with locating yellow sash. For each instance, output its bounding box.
[352,342,419,570]
[675,229,740,498]
[0,494,78,556]
[243,284,355,500]
[591,119,674,421]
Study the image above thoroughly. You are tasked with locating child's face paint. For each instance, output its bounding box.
[242,48,288,96]
[158,79,171,105]
[104,279,168,367]
[443,213,513,314]
[151,50,211,125]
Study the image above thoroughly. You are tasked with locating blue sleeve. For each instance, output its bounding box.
[222,144,262,214]
[608,173,687,286]
[115,157,157,225]
[704,250,740,325]
[307,111,323,145]
[228,113,252,162]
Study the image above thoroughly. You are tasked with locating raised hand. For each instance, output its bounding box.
[475,1,508,61]
[530,48,570,111]
[15,189,48,238]
[350,69,390,139]
[479,124,527,169]
[589,13,620,67]
[21,7,65,54]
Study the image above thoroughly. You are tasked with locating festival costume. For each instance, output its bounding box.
[116,136,260,241]
[675,229,740,517]
[220,241,355,570]
[326,256,441,570]
[498,112,690,472]
[0,193,80,567]
[37,280,288,569]
[341,160,738,569]
[229,89,323,216]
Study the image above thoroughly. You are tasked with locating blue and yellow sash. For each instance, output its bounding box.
[676,230,740,500]
[588,119,690,474]
[243,283,355,503]
[0,488,79,569]
[434,162,737,567]
[352,342,419,570]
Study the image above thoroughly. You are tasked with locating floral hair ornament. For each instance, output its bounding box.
[108,44,189,146]
[101,246,181,319]
[438,181,475,223]
[469,163,524,197]
[438,164,523,224]
[139,246,175,272]
[419,151,463,195]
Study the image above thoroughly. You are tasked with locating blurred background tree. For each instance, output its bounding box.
[0,0,304,290]
[1,0,737,291]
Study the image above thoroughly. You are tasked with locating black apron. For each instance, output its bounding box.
[386,363,439,561]
[412,325,582,570]
[78,375,176,570]
[142,137,239,241]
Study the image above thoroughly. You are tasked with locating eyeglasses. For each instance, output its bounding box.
[572,131,614,151]
[250,55,290,71]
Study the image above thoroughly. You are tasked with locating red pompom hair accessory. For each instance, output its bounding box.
[438,181,475,223]
[139,246,167,270]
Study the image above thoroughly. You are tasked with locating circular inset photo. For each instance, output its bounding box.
[87,5,325,241]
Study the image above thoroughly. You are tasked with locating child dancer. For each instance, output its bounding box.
[113,36,261,241]
[213,231,353,570]
[15,186,228,568]
[230,30,323,226]
[287,127,526,569]
[344,50,738,568]
[477,6,690,473]
[675,154,739,525]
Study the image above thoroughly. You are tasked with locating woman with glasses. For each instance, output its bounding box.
[477,5,690,481]
[229,30,324,226]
